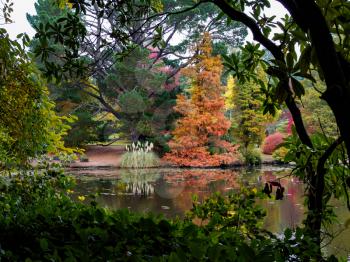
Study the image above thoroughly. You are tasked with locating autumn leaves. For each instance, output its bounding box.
[163,33,239,167]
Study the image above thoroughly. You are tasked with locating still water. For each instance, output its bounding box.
[69,166,350,258]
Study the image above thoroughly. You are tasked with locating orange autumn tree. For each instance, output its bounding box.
[163,33,239,167]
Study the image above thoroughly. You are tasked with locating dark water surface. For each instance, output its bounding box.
[69,166,350,258]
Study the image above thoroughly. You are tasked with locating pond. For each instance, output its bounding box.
[68,166,350,259]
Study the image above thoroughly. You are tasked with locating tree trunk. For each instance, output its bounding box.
[323,91,350,161]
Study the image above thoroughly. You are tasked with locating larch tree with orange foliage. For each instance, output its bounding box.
[163,33,239,167]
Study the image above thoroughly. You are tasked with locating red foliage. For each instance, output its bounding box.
[262,132,285,155]
[148,47,159,59]
[164,145,239,167]
[282,111,294,134]
[286,117,294,134]
[163,170,239,189]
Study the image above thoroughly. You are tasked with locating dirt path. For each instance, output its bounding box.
[261,154,275,163]
[69,145,125,168]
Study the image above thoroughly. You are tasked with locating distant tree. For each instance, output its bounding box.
[93,46,179,152]
[228,70,271,160]
[262,132,285,155]
[301,83,338,138]
[163,33,238,167]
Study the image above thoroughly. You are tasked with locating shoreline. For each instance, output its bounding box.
[65,145,294,170]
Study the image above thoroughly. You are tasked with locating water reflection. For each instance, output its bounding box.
[72,168,304,224]
[120,169,160,197]
[70,167,350,258]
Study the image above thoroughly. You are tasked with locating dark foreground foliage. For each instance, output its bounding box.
[0,172,338,261]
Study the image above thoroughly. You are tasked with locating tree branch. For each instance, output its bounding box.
[212,0,284,61]
[97,137,123,146]
[317,136,343,176]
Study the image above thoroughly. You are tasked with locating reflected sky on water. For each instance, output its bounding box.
[68,166,350,258]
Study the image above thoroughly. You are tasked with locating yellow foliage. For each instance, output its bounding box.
[224,75,235,110]
[78,196,86,201]
[151,0,163,12]
[57,0,72,9]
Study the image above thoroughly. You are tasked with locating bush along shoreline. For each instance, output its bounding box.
[0,171,338,261]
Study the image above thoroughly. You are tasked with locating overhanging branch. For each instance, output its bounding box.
[212,0,284,61]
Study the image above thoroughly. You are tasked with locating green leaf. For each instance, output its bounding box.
[188,241,207,259]
[216,11,225,20]
[168,252,182,262]
[286,52,294,70]
[274,81,288,103]
[284,228,292,240]
[40,238,49,251]
[291,78,305,97]
[295,45,312,74]
[292,72,316,83]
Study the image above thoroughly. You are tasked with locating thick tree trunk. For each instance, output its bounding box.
[323,91,350,160]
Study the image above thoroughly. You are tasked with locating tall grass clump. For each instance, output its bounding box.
[121,141,160,168]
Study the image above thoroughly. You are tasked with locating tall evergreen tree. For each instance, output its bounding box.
[103,46,180,152]
[28,0,180,150]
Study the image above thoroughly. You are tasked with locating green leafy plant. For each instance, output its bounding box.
[0,172,338,261]
[241,147,262,166]
[0,28,76,168]
[272,146,289,163]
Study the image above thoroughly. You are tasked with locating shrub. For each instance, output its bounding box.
[262,132,285,155]
[242,147,262,166]
[0,172,333,261]
[272,146,289,163]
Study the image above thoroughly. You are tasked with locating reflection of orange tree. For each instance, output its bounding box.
[163,33,239,167]
[160,170,240,217]
[163,170,239,191]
